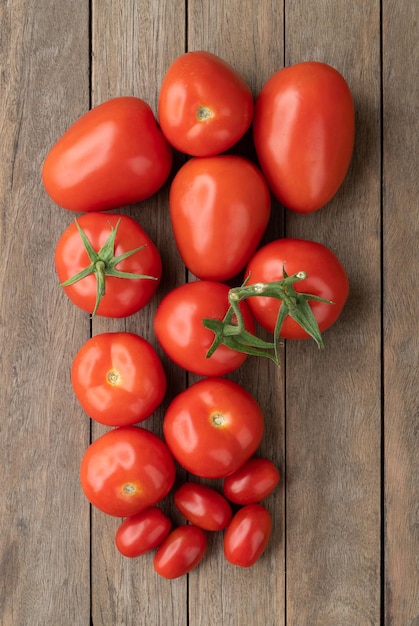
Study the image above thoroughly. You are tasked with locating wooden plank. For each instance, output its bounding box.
[382,1,419,623]
[0,2,91,625]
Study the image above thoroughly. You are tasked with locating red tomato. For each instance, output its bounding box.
[80,426,176,517]
[154,280,255,376]
[158,51,253,156]
[253,61,355,213]
[154,525,207,579]
[71,332,166,426]
[224,504,272,568]
[174,482,232,531]
[245,238,349,339]
[115,507,172,558]
[223,458,280,505]
[169,155,271,281]
[163,377,264,479]
[42,96,172,212]
[55,213,162,317]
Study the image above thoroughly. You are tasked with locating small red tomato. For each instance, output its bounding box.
[224,504,272,568]
[223,458,280,505]
[115,507,172,558]
[154,525,207,579]
[174,482,232,531]
[158,51,253,156]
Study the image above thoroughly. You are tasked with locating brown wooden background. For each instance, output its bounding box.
[1,1,418,625]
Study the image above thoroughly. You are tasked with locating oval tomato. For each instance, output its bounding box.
[71,332,166,426]
[154,525,207,579]
[80,426,176,517]
[174,482,232,531]
[154,280,255,376]
[163,377,264,479]
[245,238,349,339]
[55,213,162,317]
[158,51,253,156]
[253,61,355,213]
[42,96,173,212]
[115,507,172,558]
[223,458,280,505]
[169,155,271,281]
[224,504,272,568]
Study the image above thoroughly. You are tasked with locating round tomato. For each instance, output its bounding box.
[163,377,264,479]
[224,504,272,568]
[223,458,280,505]
[80,426,176,517]
[169,155,271,281]
[158,51,253,156]
[42,96,173,212]
[253,61,355,213]
[55,213,162,317]
[71,332,166,426]
[245,238,349,339]
[115,507,172,558]
[174,482,232,531]
[154,280,255,376]
[154,525,207,579]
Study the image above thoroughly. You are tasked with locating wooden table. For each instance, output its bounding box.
[1,1,418,624]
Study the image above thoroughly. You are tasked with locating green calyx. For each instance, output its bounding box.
[59,218,158,316]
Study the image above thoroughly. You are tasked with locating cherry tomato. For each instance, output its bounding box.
[154,280,255,376]
[174,482,232,531]
[71,332,166,426]
[163,377,264,479]
[42,96,172,212]
[115,507,172,558]
[253,61,355,213]
[55,213,162,317]
[158,51,253,156]
[169,155,271,281]
[245,238,349,339]
[80,426,176,517]
[223,458,280,505]
[154,525,207,579]
[224,504,272,568]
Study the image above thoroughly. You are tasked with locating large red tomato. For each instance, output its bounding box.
[71,332,167,426]
[158,51,253,156]
[42,97,173,212]
[253,61,355,213]
[224,504,272,568]
[55,213,162,317]
[169,155,271,280]
[163,377,264,479]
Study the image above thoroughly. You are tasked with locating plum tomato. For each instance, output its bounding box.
[174,482,232,531]
[224,504,272,568]
[115,507,172,558]
[223,458,280,505]
[154,525,207,579]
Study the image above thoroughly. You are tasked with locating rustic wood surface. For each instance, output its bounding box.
[1,1,418,625]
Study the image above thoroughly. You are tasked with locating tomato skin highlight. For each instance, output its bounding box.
[253,61,355,213]
[223,458,280,505]
[169,155,271,281]
[174,482,233,531]
[115,507,172,558]
[154,525,207,579]
[158,51,253,156]
[224,504,272,568]
[42,96,173,212]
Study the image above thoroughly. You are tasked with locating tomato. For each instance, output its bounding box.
[223,504,272,568]
[223,458,280,505]
[169,155,271,281]
[158,51,253,156]
[174,482,232,531]
[71,332,166,426]
[154,280,255,376]
[245,238,349,339]
[42,96,172,212]
[163,377,264,479]
[154,525,207,579]
[80,426,176,517]
[253,61,355,213]
[115,507,172,558]
[55,213,162,317]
